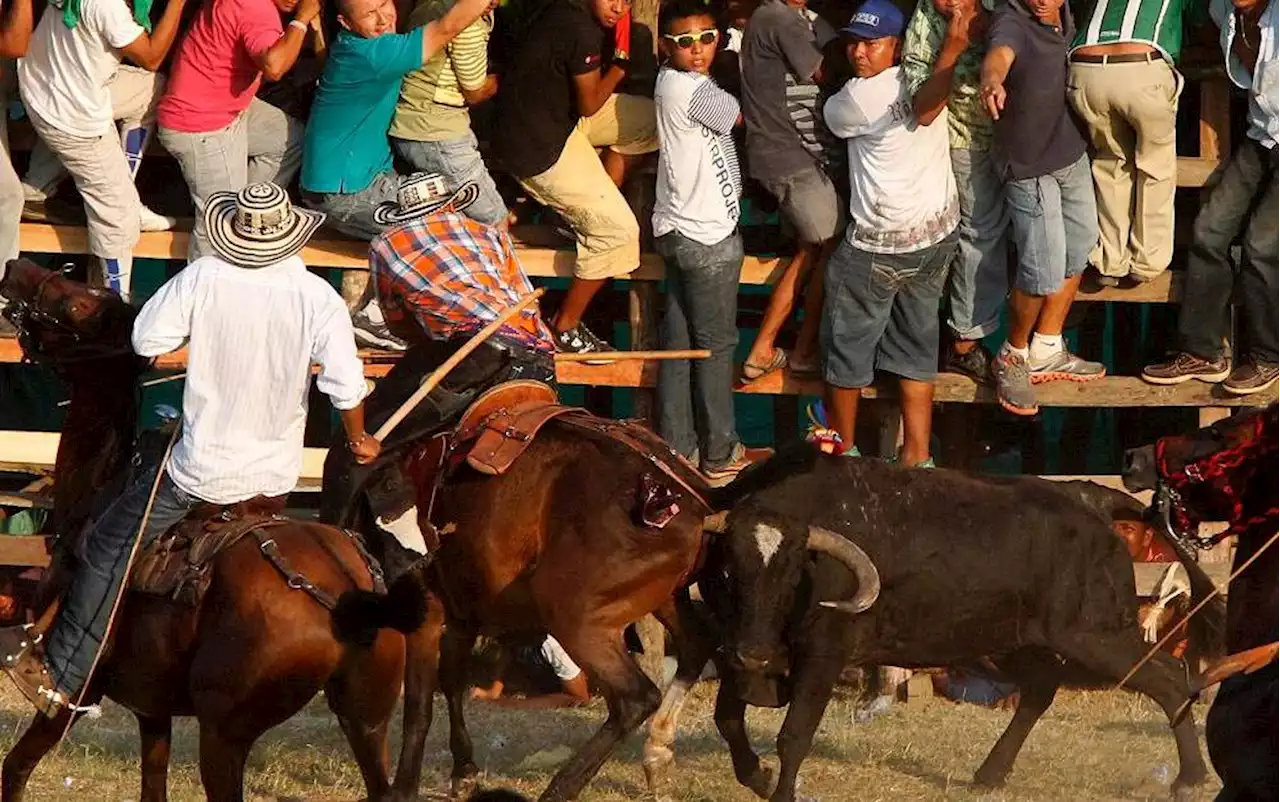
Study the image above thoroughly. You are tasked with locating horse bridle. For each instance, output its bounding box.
[1150,410,1278,551]
[2,267,134,364]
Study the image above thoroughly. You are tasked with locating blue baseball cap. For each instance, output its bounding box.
[841,0,907,39]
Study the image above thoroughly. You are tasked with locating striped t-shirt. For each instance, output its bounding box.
[391,0,492,141]
[1071,0,1197,61]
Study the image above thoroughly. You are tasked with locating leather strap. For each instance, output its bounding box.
[1071,51,1161,64]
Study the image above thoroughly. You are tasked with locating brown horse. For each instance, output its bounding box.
[322,377,718,801]
[0,259,419,802]
[1124,404,1278,801]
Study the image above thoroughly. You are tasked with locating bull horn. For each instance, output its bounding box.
[806,526,880,615]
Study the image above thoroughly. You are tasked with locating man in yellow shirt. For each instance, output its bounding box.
[389,0,507,227]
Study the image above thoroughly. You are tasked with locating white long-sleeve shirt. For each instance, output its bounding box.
[133,255,368,504]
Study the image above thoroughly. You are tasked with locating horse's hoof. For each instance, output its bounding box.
[449,773,480,800]
[744,766,775,799]
[971,769,1009,789]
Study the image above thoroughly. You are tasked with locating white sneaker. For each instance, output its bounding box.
[139,205,177,232]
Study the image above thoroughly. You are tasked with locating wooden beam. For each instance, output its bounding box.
[0,535,52,568]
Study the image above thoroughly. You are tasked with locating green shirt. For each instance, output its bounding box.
[1070,0,1200,61]
[902,0,997,152]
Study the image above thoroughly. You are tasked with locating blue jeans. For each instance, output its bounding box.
[1004,153,1097,296]
[947,148,1010,340]
[392,133,508,228]
[44,467,200,697]
[822,232,959,388]
[1180,139,1278,363]
[655,230,743,466]
[301,171,401,241]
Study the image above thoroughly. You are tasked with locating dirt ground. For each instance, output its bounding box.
[0,681,1220,801]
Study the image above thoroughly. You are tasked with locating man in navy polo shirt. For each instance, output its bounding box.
[979,0,1105,416]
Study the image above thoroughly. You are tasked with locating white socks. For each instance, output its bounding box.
[361,299,386,325]
[376,505,429,555]
[1000,341,1029,361]
[1029,333,1063,366]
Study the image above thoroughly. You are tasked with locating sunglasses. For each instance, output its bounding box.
[663,28,718,48]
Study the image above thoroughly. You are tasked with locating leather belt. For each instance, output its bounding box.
[1071,51,1162,64]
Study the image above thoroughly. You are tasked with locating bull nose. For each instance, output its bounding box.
[733,650,771,673]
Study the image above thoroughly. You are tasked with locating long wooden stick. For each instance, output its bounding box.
[373,289,546,442]
[555,349,710,362]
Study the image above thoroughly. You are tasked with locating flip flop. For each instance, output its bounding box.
[741,348,788,382]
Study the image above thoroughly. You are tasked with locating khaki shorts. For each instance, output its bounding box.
[519,94,658,280]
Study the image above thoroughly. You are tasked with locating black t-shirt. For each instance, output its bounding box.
[493,0,605,179]
[987,0,1086,180]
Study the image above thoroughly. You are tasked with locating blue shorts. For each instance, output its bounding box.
[1004,152,1097,296]
[821,232,959,388]
[392,132,509,228]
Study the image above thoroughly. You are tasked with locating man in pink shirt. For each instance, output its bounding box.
[158,0,319,259]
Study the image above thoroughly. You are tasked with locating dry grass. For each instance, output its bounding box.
[0,681,1220,801]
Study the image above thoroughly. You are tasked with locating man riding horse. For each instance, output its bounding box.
[0,183,381,717]
[319,171,557,580]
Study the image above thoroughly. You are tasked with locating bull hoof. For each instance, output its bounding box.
[744,766,775,799]
[971,768,1009,789]
[449,772,480,799]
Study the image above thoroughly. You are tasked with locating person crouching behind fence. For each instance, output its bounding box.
[653,0,752,486]
[815,0,959,465]
[17,0,190,301]
[0,183,378,718]
[319,172,557,583]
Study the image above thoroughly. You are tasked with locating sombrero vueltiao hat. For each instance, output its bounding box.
[205,182,326,269]
[372,172,481,227]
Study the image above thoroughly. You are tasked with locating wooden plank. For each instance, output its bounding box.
[14,222,1189,301]
[0,535,51,568]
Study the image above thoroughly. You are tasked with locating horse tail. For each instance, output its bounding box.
[331,568,428,646]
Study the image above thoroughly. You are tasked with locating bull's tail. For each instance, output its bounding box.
[1167,535,1227,665]
[331,567,428,646]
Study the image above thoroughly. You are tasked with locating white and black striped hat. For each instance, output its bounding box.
[372,172,480,227]
[204,183,326,268]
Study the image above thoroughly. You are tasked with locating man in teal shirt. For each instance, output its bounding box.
[300,0,494,241]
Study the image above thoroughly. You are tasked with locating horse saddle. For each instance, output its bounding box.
[453,380,578,476]
[130,496,291,606]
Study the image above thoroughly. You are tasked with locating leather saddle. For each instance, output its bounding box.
[130,496,291,606]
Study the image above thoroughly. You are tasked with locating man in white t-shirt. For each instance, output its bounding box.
[815,0,959,466]
[652,0,754,486]
[17,0,189,302]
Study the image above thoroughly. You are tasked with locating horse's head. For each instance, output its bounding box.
[1123,405,1279,545]
[0,258,137,365]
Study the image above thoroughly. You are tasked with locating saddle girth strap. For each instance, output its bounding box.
[252,526,340,610]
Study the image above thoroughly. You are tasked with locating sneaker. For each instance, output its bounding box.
[943,343,993,384]
[1028,349,1106,384]
[992,350,1039,416]
[702,443,772,487]
[554,323,615,365]
[351,311,407,351]
[22,196,87,226]
[0,624,65,718]
[1142,352,1231,386]
[1081,267,1120,292]
[139,205,177,232]
[1223,358,1279,396]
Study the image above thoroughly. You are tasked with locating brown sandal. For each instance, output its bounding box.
[741,348,788,382]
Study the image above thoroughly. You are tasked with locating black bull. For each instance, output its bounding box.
[662,446,1209,802]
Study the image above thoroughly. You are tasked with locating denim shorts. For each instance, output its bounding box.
[1004,152,1098,296]
[821,231,960,388]
[760,164,843,244]
[392,132,509,228]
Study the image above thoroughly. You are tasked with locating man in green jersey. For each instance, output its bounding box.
[1067,0,1199,287]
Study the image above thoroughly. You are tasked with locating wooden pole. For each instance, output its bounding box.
[554,349,709,362]
[372,289,545,441]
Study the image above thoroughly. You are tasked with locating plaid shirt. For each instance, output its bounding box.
[371,212,555,354]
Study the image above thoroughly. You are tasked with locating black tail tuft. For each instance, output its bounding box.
[331,568,428,646]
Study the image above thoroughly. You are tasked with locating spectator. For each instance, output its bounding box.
[390,0,508,228]
[157,0,320,260]
[1068,0,1200,288]
[903,0,1006,384]
[0,0,33,276]
[492,0,659,358]
[1143,0,1276,395]
[980,0,1105,416]
[17,0,189,301]
[471,635,591,708]
[738,0,842,381]
[21,66,177,233]
[820,0,959,464]
[298,0,495,348]
[653,0,752,484]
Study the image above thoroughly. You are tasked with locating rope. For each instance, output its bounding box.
[1111,530,1279,692]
